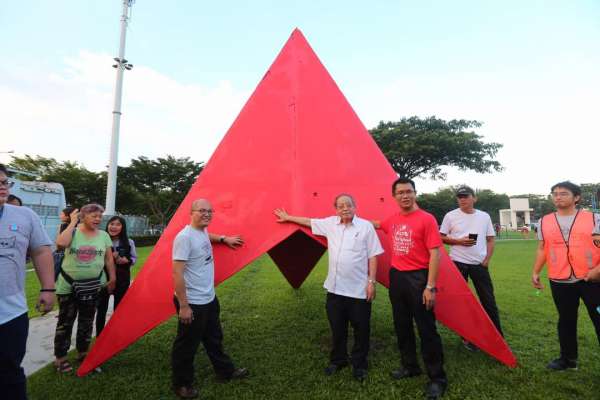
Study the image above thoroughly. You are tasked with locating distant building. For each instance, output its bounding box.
[9,177,66,240]
[499,198,533,230]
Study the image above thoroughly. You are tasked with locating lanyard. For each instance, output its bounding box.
[0,205,4,220]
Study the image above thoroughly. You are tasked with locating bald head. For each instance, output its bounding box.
[190,198,213,229]
[191,199,211,213]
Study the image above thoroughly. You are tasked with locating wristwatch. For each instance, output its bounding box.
[368,278,376,284]
[219,235,226,243]
[426,284,437,293]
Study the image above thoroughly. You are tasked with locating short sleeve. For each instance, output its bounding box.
[311,217,331,237]
[129,239,138,265]
[28,211,52,251]
[485,214,495,237]
[439,213,451,235]
[104,232,113,249]
[380,216,392,234]
[424,214,443,249]
[365,224,384,258]
[537,218,544,241]
[173,232,191,261]
[593,214,600,235]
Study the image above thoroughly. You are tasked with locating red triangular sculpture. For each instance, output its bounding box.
[79,29,516,376]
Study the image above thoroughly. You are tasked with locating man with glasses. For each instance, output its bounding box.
[274,194,384,381]
[373,177,447,400]
[0,164,55,400]
[532,181,600,371]
[171,199,248,399]
[439,186,502,351]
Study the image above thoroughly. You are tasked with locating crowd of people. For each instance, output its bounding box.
[1,161,599,400]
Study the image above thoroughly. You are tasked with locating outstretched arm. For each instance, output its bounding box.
[208,233,244,249]
[274,208,311,228]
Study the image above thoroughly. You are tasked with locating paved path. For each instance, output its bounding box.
[24,297,113,376]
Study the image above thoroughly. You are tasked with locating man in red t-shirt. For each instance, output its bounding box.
[375,177,447,400]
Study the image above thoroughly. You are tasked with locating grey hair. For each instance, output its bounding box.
[80,203,105,216]
[333,193,356,208]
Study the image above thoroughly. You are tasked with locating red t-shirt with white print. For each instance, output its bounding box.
[380,209,442,271]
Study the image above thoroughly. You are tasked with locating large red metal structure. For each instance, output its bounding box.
[79,29,516,376]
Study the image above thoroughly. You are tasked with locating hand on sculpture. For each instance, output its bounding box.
[274,208,289,222]
[224,235,244,249]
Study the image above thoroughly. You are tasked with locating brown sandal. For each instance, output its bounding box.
[55,360,73,373]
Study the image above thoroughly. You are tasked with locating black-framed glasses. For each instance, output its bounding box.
[0,179,14,188]
[192,208,214,215]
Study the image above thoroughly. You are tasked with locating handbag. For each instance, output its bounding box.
[60,270,104,304]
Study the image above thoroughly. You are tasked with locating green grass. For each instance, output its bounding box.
[27,241,600,399]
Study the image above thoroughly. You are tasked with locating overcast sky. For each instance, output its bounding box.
[1,0,598,196]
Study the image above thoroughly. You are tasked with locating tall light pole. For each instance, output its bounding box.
[105,0,134,215]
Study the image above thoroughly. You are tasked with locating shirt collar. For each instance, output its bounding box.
[335,215,357,225]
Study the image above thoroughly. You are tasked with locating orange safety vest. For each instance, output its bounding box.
[541,210,600,280]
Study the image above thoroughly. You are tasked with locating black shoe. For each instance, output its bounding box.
[353,368,368,381]
[425,380,447,399]
[173,386,199,399]
[216,367,249,382]
[324,363,347,376]
[547,358,577,371]
[391,367,422,380]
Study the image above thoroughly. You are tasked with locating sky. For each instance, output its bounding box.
[1,0,599,196]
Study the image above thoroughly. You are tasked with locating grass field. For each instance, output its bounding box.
[27,241,600,400]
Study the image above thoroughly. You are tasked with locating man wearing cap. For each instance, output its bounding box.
[440,186,502,351]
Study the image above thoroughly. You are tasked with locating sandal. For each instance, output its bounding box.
[55,360,73,373]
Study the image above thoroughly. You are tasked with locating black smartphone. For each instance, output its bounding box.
[468,233,478,241]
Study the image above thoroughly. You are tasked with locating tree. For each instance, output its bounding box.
[9,155,106,206]
[119,156,204,226]
[417,186,509,224]
[369,116,503,179]
[580,183,600,210]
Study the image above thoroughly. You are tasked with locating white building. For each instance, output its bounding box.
[499,198,533,230]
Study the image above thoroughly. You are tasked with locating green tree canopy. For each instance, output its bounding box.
[9,155,106,206]
[118,156,204,225]
[9,154,204,225]
[370,116,503,179]
[417,186,509,224]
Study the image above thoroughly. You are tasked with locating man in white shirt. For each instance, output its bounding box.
[171,199,248,399]
[274,194,384,381]
[439,186,503,351]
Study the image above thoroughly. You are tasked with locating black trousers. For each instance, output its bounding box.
[171,296,235,388]
[325,292,371,370]
[0,312,28,400]
[95,270,131,336]
[549,280,600,361]
[454,261,503,336]
[389,268,447,383]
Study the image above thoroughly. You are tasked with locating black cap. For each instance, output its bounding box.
[456,186,475,196]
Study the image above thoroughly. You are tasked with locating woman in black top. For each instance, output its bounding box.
[95,216,137,336]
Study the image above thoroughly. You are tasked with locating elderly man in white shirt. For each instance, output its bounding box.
[274,193,384,381]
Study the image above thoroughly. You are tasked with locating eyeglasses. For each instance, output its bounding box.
[192,208,213,215]
[551,192,572,198]
[394,190,415,197]
[0,179,15,188]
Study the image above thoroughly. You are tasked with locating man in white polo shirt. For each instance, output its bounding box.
[440,186,503,351]
[274,194,384,381]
